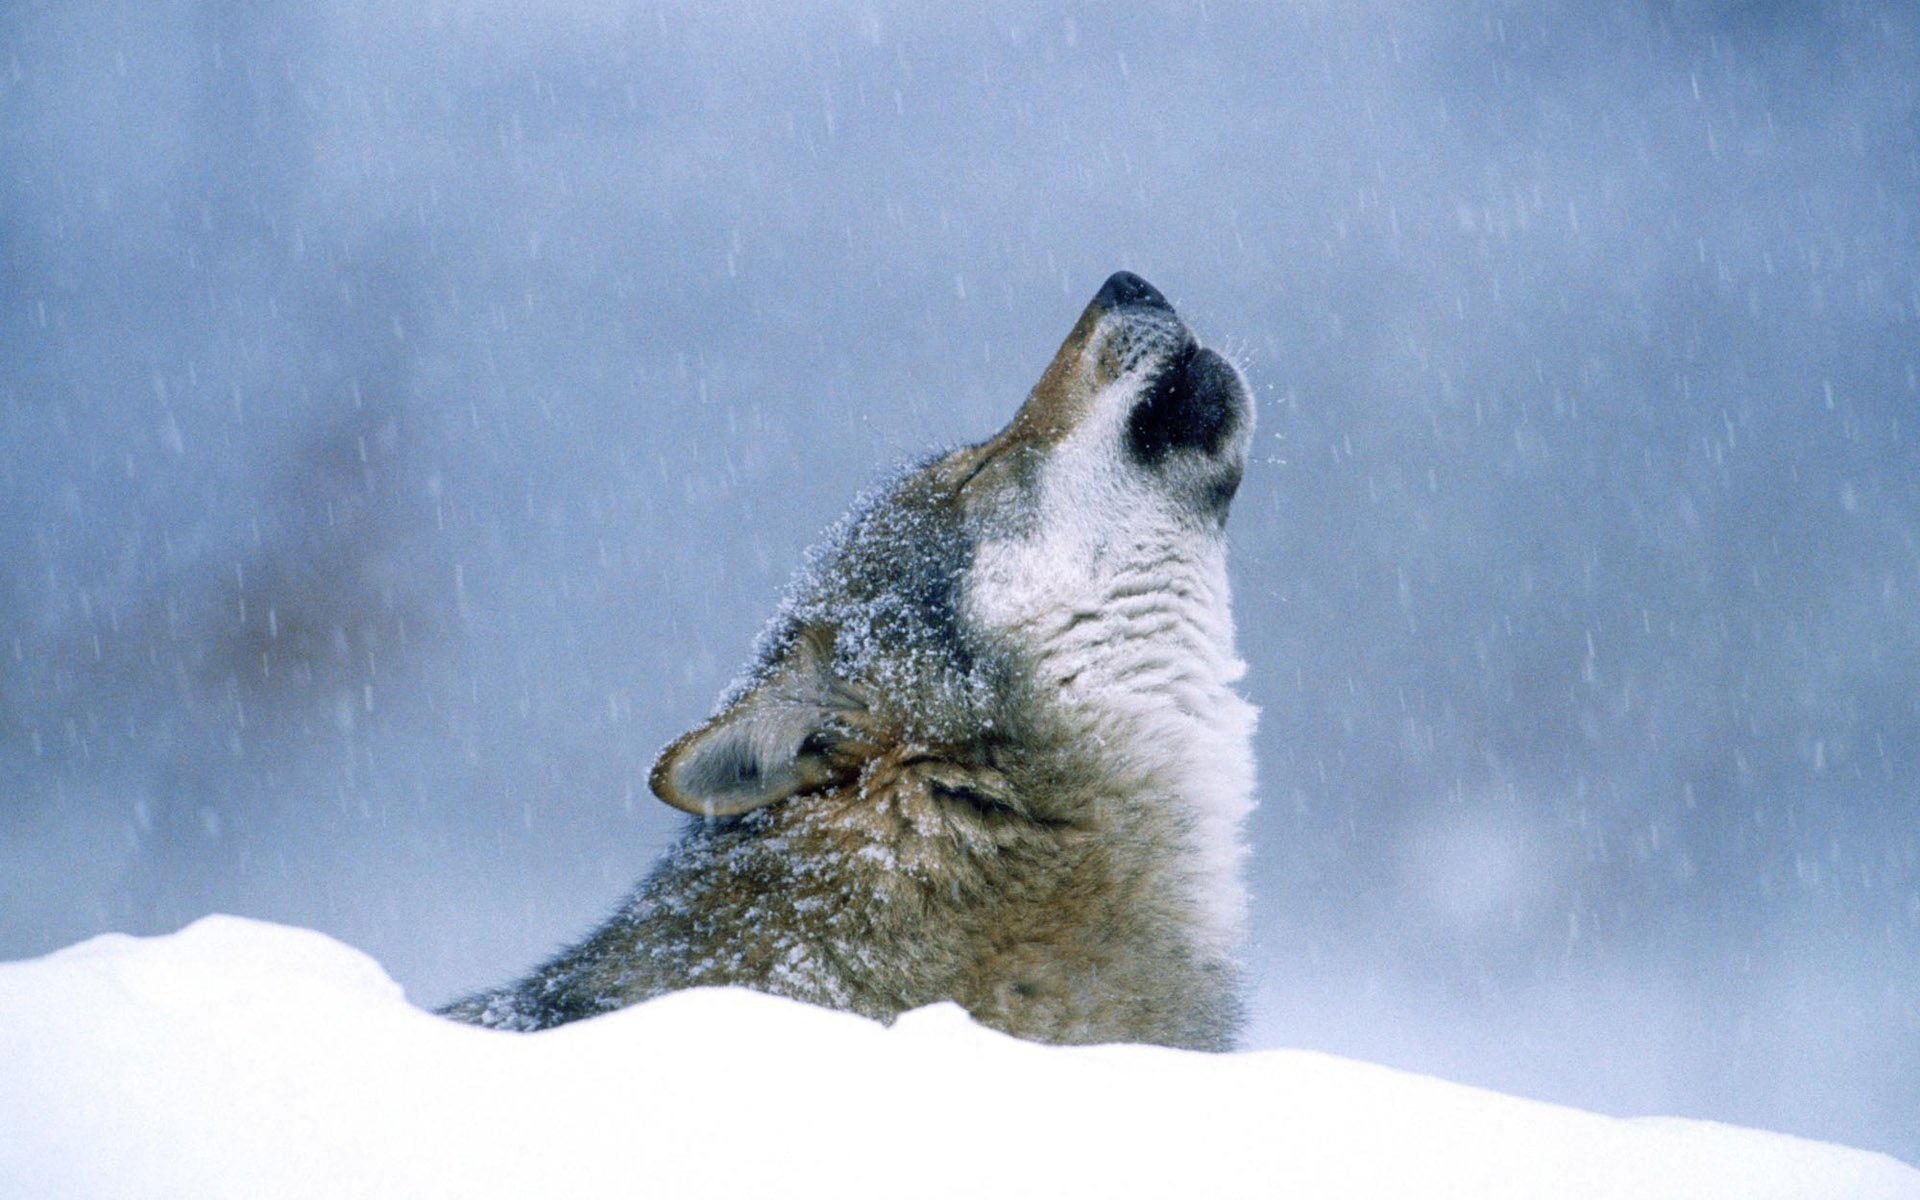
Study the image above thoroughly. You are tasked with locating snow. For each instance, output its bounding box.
[2,918,1914,1199]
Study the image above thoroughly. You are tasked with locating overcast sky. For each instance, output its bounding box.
[3,0,1916,1162]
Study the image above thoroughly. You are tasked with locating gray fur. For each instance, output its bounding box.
[440,272,1255,1051]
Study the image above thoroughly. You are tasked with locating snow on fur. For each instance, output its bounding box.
[3,917,1915,1200]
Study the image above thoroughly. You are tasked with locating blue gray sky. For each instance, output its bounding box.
[3,0,1916,1162]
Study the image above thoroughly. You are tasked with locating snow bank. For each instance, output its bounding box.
[2,917,1914,1200]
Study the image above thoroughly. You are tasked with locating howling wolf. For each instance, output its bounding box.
[441,271,1258,1050]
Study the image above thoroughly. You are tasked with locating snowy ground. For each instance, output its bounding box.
[2,918,1914,1200]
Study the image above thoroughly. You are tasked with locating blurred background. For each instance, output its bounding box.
[3,0,1916,1161]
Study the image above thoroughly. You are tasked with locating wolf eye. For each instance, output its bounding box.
[930,780,1018,820]
[797,730,838,758]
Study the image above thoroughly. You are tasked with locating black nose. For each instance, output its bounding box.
[1093,271,1171,313]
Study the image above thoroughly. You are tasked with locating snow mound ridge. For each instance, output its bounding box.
[2,916,1915,1200]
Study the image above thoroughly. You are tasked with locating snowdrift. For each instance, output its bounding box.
[2,917,1914,1200]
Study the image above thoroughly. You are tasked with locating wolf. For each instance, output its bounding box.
[440,271,1258,1050]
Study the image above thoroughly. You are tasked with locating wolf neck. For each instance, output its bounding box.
[968,517,1258,958]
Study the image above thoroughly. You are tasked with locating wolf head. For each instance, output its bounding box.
[652,271,1257,958]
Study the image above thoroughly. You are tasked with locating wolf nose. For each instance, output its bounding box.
[1093,271,1171,313]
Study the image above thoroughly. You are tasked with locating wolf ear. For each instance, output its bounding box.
[649,630,870,818]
